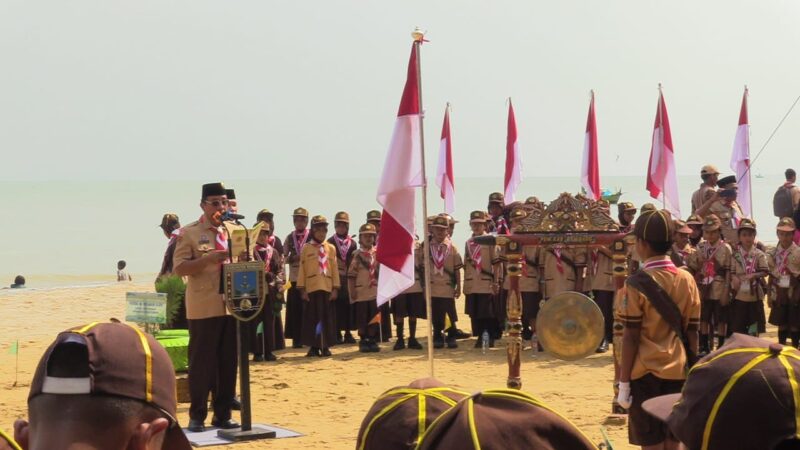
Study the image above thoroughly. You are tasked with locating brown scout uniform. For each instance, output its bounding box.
[296,217,340,349]
[541,246,585,299]
[392,240,427,320]
[687,215,733,327]
[251,235,286,357]
[348,243,380,340]
[423,230,464,337]
[367,209,393,341]
[329,211,357,336]
[691,184,716,215]
[283,207,310,345]
[586,247,615,343]
[501,246,543,326]
[767,219,800,334]
[709,200,745,246]
[173,183,236,424]
[464,232,500,338]
[729,227,769,335]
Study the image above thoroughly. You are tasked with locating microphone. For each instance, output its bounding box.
[221,211,246,222]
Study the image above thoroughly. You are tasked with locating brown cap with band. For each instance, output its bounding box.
[334,211,350,223]
[686,214,703,226]
[356,378,468,450]
[469,211,488,223]
[256,209,273,222]
[438,213,458,225]
[416,389,597,450]
[359,223,377,235]
[159,213,180,229]
[488,192,505,205]
[643,334,800,450]
[618,201,637,213]
[28,322,191,450]
[703,214,722,231]
[778,217,797,232]
[738,218,757,232]
[674,220,693,235]
[640,203,658,214]
[367,210,382,222]
[633,210,675,244]
[311,215,328,227]
[510,208,528,221]
[293,207,309,218]
[430,216,449,229]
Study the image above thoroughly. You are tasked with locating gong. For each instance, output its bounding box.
[536,291,604,361]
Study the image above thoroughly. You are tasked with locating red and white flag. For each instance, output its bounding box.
[504,100,522,202]
[376,43,424,306]
[646,87,681,218]
[581,91,600,200]
[436,105,455,215]
[730,87,751,217]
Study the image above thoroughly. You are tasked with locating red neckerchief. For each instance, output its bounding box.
[735,245,757,274]
[333,234,353,262]
[199,215,228,263]
[776,245,792,275]
[267,235,276,247]
[311,241,328,275]
[553,245,565,275]
[494,216,510,235]
[643,258,678,273]
[254,243,274,273]
[293,229,309,255]
[702,240,721,284]
[361,247,377,286]
[468,236,483,271]
[430,239,451,275]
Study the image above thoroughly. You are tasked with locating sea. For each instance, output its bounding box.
[0,174,787,290]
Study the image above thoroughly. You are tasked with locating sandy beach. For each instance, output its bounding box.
[0,282,776,449]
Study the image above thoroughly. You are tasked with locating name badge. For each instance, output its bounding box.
[779,275,791,288]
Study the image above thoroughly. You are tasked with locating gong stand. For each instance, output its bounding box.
[474,193,629,390]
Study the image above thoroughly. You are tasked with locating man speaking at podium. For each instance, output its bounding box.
[173,182,240,433]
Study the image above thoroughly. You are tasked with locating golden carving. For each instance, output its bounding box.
[512,192,619,234]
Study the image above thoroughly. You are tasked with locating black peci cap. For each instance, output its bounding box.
[201,182,226,199]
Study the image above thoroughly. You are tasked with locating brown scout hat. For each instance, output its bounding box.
[256,208,273,222]
[359,223,377,235]
[700,164,720,176]
[686,214,703,226]
[438,213,458,224]
[292,207,309,218]
[469,210,487,223]
[674,220,693,235]
[416,389,597,450]
[640,203,658,214]
[643,334,800,450]
[633,210,674,243]
[703,214,722,231]
[334,211,350,223]
[426,215,437,225]
[367,210,382,223]
[488,192,505,205]
[28,322,191,450]
[509,208,528,221]
[777,217,797,232]
[430,216,449,229]
[159,213,179,229]
[618,201,636,213]
[356,378,468,450]
[311,215,328,227]
[738,218,757,232]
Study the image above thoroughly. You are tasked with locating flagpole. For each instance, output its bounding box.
[658,83,666,211]
[412,28,435,378]
[744,85,753,218]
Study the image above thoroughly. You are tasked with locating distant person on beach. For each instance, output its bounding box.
[774,168,800,219]
[691,164,719,215]
[11,321,191,450]
[9,276,25,289]
[116,261,132,282]
[157,213,181,281]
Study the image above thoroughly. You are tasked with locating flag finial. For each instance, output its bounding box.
[411,27,426,42]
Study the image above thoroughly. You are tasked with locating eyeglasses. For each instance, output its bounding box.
[204,199,229,207]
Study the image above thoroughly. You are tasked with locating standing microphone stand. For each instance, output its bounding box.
[219,217,276,442]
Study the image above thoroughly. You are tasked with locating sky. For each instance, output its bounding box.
[1,1,799,181]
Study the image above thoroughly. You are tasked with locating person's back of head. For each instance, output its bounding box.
[11,275,24,288]
[787,168,797,182]
[117,260,126,271]
[15,322,191,450]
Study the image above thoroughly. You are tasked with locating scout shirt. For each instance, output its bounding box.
[501,246,541,293]
[463,236,499,295]
[585,247,615,292]
[730,245,769,302]
[542,246,585,298]
[709,200,745,246]
[404,240,424,295]
[348,247,379,302]
[691,184,716,215]
[173,217,229,320]
[617,256,701,381]
[668,243,696,269]
[688,239,733,301]
[296,240,340,294]
[329,233,357,286]
[283,229,310,283]
[422,239,464,298]
[254,242,285,291]
[767,243,800,299]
